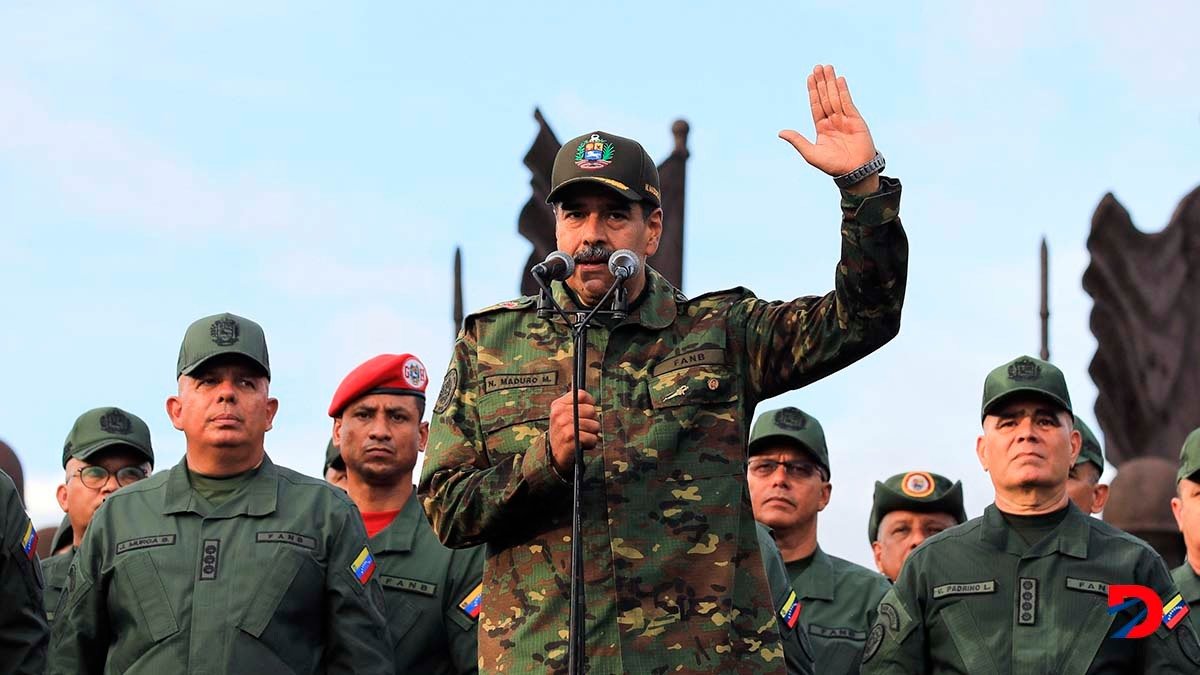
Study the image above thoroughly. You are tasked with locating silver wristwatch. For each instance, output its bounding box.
[834,152,885,189]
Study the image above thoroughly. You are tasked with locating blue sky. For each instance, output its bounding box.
[1,1,1197,569]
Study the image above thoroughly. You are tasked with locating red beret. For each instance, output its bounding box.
[328,353,429,417]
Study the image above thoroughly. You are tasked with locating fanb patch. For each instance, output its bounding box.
[774,407,808,431]
[458,582,482,620]
[21,521,37,560]
[99,409,133,435]
[779,590,801,629]
[901,471,935,498]
[1007,357,1041,381]
[209,317,240,346]
[433,367,458,415]
[351,547,376,585]
[574,133,615,170]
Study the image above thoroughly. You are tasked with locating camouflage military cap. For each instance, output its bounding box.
[868,471,966,542]
[177,312,270,380]
[981,355,1071,421]
[51,513,72,552]
[1178,427,1200,483]
[1073,418,1104,473]
[61,406,154,468]
[748,407,830,476]
[323,438,344,473]
[546,130,661,207]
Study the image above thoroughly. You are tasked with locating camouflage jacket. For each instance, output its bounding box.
[420,178,908,674]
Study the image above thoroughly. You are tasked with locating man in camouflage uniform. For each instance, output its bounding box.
[421,64,908,673]
[747,406,891,674]
[1171,428,1200,632]
[1,467,48,674]
[42,407,155,627]
[50,312,393,674]
[868,471,966,583]
[862,356,1200,673]
[1067,418,1109,515]
[329,353,485,673]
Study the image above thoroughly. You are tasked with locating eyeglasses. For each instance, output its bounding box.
[747,459,824,480]
[72,465,148,489]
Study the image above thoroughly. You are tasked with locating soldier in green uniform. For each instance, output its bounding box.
[1170,428,1200,632]
[324,438,347,489]
[50,312,393,674]
[42,407,154,626]
[329,353,485,673]
[421,64,907,674]
[867,471,966,582]
[756,523,816,675]
[1,467,48,674]
[1067,418,1109,515]
[862,355,1200,673]
[747,406,891,674]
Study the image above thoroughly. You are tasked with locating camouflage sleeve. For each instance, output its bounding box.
[419,332,571,548]
[1137,550,1200,670]
[1,475,48,675]
[860,567,927,674]
[733,177,908,402]
[443,544,485,674]
[323,504,396,675]
[47,510,107,675]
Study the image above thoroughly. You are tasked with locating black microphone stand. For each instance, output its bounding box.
[531,271,629,675]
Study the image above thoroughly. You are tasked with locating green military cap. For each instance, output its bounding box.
[748,407,830,476]
[177,312,270,380]
[51,513,72,552]
[61,407,154,468]
[980,355,1071,421]
[546,131,662,207]
[1073,418,1104,473]
[323,438,344,473]
[1177,427,1200,483]
[868,471,966,542]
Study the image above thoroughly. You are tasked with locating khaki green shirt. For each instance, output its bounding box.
[1,468,48,674]
[49,455,394,674]
[41,546,74,626]
[862,503,1200,674]
[421,179,908,674]
[786,544,890,674]
[756,525,815,675]
[374,491,484,674]
[1171,562,1200,634]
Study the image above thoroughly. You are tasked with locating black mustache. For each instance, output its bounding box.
[574,245,613,265]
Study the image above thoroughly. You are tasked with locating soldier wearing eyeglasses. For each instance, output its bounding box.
[42,407,154,626]
[747,406,890,674]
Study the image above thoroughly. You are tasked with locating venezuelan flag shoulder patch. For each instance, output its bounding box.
[1163,593,1190,630]
[21,521,37,560]
[350,546,376,585]
[779,590,801,630]
[458,582,482,621]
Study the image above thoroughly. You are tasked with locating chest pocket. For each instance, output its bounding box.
[235,545,324,672]
[114,552,181,643]
[646,347,742,481]
[379,585,424,646]
[477,382,561,460]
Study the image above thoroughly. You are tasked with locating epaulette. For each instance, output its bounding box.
[464,296,537,322]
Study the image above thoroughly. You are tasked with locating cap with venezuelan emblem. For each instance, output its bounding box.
[1177,427,1200,483]
[61,406,154,468]
[323,438,344,473]
[980,355,1071,421]
[748,406,830,476]
[546,131,661,207]
[1073,418,1105,473]
[868,471,966,543]
[177,312,270,380]
[328,353,429,417]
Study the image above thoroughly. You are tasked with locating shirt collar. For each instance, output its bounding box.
[979,501,1090,559]
[548,266,679,331]
[794,545,836,601]
[162,452,279,518]
[368,490,421,553]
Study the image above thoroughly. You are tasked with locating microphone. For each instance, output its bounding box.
[532,251,576,282]
[608,249,640,281]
